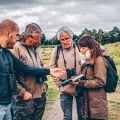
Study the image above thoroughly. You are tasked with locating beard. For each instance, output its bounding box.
[62,42,72,49]
[6,42,15,49]
[6,38,15,49]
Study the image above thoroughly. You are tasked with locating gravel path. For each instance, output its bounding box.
[42,97,77,120]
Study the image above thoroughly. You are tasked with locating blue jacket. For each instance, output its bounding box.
[0,47,50,105]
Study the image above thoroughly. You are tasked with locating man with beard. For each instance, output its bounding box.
[11,23,48,120]
[0,19,65,120]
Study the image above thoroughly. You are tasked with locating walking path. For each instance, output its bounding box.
[43,92,120,120]
[43,97,77,120]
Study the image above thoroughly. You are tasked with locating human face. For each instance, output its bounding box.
[79,46,90,54]
[59,32,72,49]
[5,30,19,49]
[25,33,42,47]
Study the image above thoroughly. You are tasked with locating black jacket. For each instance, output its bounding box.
[0,47,50,105]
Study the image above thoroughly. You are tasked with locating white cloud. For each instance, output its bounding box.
[0,0,120,38]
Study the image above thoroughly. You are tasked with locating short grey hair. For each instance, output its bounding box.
[57,26,74,40]
[24,23,42,36]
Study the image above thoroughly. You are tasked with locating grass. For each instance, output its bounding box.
[42,43,120,119]
[45,77,59,109]
[108,85,120,120]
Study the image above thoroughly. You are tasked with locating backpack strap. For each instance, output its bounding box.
[25,46,35,66]
[55,45,62,67]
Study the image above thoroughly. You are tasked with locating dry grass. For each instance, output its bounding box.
[107,85,120,120]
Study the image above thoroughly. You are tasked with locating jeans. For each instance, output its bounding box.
[0,103,12,120]
[60,94,83,120]
[11,99,16,120]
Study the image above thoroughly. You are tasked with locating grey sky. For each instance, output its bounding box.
[0,0,120,38]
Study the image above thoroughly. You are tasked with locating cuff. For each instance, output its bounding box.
[79,80,85,87]
[45,68,50,75]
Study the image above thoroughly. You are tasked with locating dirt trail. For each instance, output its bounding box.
[42,97,77,120]
[43,92,120,120]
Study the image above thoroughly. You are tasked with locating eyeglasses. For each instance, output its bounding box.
[16,34,20,37]
[28,35,42,41]
[60,37,70,42]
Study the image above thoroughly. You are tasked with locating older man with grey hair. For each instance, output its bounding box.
[11,23,50,120]
[50,26,84,120]
[57,26,74,40]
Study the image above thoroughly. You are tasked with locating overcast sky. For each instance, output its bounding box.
[0,0,120,38]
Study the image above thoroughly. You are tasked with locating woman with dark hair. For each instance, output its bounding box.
[71,36,108,120]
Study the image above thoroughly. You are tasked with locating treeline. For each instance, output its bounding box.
[41,26,120,45]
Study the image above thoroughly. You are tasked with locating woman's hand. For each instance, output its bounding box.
[70,81,79,86]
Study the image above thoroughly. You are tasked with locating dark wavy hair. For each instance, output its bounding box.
[78,36,102,59]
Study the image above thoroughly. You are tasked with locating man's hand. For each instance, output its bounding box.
[50,68,66,78]
[23,91,32,100]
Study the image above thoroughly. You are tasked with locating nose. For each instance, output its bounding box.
[80,48,84,54]
[13,36,18,43]
[63,40,67,43]
[80,48,82,52]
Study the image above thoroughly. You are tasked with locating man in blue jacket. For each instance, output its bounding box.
[0,19,65,120]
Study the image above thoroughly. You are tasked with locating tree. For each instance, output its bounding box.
[109,26,120,43]
[73,34,79,43]
[41,33,46,45]
[91,29,97,38]
[96,29,104,43]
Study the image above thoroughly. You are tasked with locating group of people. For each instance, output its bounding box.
[50,27,108,120]
[0,19,109,120]
[0,19,65,120]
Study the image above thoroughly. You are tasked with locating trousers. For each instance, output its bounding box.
[16,93,46,120]
[60,94,84,120]
[0,103,12,120]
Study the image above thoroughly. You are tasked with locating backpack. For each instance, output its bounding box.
[104,56,118,92]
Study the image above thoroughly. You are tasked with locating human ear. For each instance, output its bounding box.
[6,31,12,38]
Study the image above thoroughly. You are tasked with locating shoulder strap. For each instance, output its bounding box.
[73,43,76,69]
[55,43,77,68]
[35,49,44,67]
[25,46,35,66]
[104,56,117,72]
[55,45,62,67]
